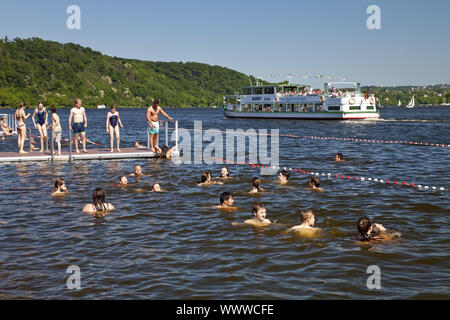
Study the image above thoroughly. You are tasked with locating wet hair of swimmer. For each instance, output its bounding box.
[252,203,265,214]
[280,169,290,180]
[159,145,169,158]
[336,153,344,161]
[357,217,372,240]
[50,106,57,113]
[252,177,263,191]
[92,188,107,211]
[220,191,233,204]
[310,176,321,188]
[300,209,314,223]
[53,178,65,192]
[198,172,211,184]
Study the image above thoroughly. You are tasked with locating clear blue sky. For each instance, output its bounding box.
[1,0,449,87]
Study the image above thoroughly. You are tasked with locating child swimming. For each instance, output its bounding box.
[335,153,344,162]
[357,217,390,241]
[82,188,115,216]
[51,178,67,196]
[215,191,236,209]
[277,168,290,184]
[243,203,271,227]
[288,210,320,232]
[309,177,324,191]
[249,177,265,193]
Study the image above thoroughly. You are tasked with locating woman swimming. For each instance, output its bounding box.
[218,167,231,179]
[106,106,124,152]
[52,178,67,196]
[82,188,115,216]
[249,177,265,193]
[32,102,48,152]
[14,102,31,154]
[357,217,388,241]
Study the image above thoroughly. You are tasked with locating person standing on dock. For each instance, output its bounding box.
[146,99,173,153]
[68,98,88,153]
[106,105,124,152]
[50,106,62,155]
[14,102,31,154]
[32,102,48,152]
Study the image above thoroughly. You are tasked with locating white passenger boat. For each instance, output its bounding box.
[223,82,380,120]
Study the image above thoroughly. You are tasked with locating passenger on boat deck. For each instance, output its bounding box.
[119,176,128,186]
[215,191,235,209]
[249,177,265,193]
[197,172,223,186]
[218,166,231,179]
[51,178,67,196]
[244,203,271,227]
[131,165,143,176]
[288,210,319,232]
[309,177,324,191]
[82,188,115,216]
[335,153,344,162]
[151,183,163,192]
[357,217,387,241]
[277,168,290,184]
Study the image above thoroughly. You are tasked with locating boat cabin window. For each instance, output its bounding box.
[263,87,274,94]
[328,106,340,111]
[242,88,252,95]
[254,87,263,95]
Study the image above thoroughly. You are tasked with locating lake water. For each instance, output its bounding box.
[0,106,449,299]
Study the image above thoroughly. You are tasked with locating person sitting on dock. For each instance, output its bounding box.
[135,141,147,149]
[146,99,173,153]
[249,177,265,193]
[68,98,88,153]
[215,191,236,209]
[15,102,31,154]
[309,176,324,191]
[51,178,67,196]
[50,106,62,155]
[1,117,13,139]
[32,102,48,152]
[243,203,271,227]
[335,153,344,162]
[82,188,115,216]
[287,210,320,232]
[277,168,290,184]
[106,105,124,153]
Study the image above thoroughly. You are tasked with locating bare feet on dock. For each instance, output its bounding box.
[110,149,114,153]
[76,150,80,153]
[83,150,88,153]
[117,148,121,152]
[39,149,44,152]
[19,150,28,154]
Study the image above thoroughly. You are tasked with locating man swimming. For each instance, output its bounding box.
[309,176,324,191]
[215,191,236,209]
[68,98,88,153]
[146,99,173,153]
[243,203,271,227]
[130,165,143,176]
[288,210,320,232]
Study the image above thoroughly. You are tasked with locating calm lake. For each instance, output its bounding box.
[0,106,449,299]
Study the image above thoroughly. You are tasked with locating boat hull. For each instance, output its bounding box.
[224,111,380,120]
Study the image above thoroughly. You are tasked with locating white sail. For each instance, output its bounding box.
[406,95,415,108]
[398,99,401,107]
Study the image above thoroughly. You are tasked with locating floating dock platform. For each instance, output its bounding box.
[0,147,160,163]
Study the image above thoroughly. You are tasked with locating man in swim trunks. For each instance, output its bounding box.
[68,98,88,153]
[146,99,173,153]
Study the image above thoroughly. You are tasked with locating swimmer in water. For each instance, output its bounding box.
[357,217,388,242]
[288,210,320,232]
[218,167,231,180]
[157,145,176,159]
[151,183,164,192]
[249,177,265,193]
[243,203,271,227]
[51,178,67,196]
[106,105,124,152]
[215,191,236,209]
[1,117,13,139]
[130,165,143,176]
[197,172,223,186]
[309,176,324,191]
[82,188,115,216]
[118,176,128,187]
[335,153,344,162]
[277,168,290,184]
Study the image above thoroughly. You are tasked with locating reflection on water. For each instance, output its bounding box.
[0,107,449,299]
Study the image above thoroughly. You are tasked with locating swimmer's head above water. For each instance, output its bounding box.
[278,169,290,182]
[198,172,211,184]
[300,209,315,227]
[52,178,67,194]
[310,177,321,189]
[252,203,267,222]
[152,183,162,192]
[134,165,142,176]
[219,191,234,207]
[120,176,128,185]
[220,167,230,178]
[335,153,344,162]
[357,217,387,241]
[251,177,264,192]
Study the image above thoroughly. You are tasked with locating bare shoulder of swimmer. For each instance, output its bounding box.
[82,204,94,213]
[372,223,387,233]
[244,218,271,227]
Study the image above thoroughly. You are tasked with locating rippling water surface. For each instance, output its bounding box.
[0,106,449,299]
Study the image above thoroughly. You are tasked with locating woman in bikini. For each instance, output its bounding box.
[14,102,31,154]
[82,188,115,216]
[106,105,124,152]
[32,102,48,152]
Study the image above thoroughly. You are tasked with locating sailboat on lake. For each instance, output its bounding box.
[398,99,401,107]
[406,95,415,108]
